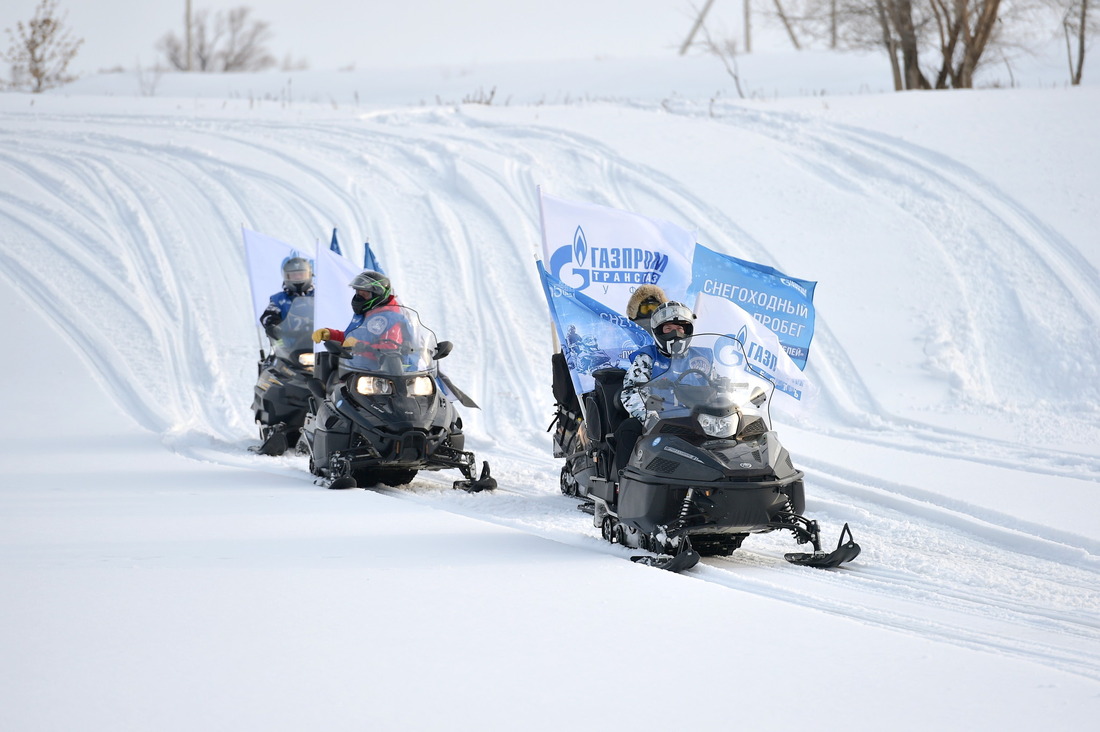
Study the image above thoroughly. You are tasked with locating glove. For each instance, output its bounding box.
[259,311,282,329]
[343,336,359,349]
[312,328,332,343]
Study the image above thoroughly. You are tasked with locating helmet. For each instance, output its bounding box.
[349,269,393,312]
[650,301,695,356]
[282,257,313,293]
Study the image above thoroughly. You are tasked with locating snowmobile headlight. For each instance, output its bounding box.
[408,375,435,396]
[355,375,394,396]
[698,413,737,438]
[298,353,315,368]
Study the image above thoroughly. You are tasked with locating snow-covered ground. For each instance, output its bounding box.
[1,45,1099,730]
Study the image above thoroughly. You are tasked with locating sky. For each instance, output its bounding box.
[2,11,1100,732]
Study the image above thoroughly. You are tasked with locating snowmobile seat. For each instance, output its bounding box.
[551,351,581,415]
[591,368,628,437]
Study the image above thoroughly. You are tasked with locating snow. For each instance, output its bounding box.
[2,32,1100,732]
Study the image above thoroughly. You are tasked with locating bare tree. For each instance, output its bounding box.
[157,6,277,72]
[1,0,83,92]
[1062,0,1095,84]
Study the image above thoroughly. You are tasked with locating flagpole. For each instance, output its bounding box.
[536,186,560,352]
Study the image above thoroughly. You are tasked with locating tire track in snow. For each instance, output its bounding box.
[6,104,1100,683]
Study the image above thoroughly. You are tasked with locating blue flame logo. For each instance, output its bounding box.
[573,227,587,267]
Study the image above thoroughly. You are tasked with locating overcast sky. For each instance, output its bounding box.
[1,1,760,75]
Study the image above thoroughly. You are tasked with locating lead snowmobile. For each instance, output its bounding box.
[250,295,315,456]
[298,306,496,492]
[556,332,859,572]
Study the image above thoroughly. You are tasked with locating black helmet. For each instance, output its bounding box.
[650,301,695,356]
[349,269,392,313]
[282,257,313,293]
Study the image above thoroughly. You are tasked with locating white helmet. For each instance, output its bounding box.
[650,301,695,356]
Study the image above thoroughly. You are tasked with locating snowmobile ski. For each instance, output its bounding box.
[249,426,289,456]
[453,461,497,492]
[326,476,358,490]
[631,538,701,573]
[784,523,861,568]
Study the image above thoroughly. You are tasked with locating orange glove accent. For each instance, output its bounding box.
[311,328,331,343]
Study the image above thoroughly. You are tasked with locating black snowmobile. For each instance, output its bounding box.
[298,306,496,492]
[552,333,859,572]
[250,295,315,456]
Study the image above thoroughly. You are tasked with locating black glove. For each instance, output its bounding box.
[260,310,282,329]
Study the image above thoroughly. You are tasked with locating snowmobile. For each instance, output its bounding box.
[553,333,859,572]
[298,306,496,492]
[250,295,315,456]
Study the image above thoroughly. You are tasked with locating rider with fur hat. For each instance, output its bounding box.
[625,284,667,335]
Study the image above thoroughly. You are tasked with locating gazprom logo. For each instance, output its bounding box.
[550,225,669,292]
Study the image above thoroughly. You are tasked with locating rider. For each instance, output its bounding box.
[259,256,314,337]
[625,284,668,336]
[613,301,697,473]
[312,269,406,350]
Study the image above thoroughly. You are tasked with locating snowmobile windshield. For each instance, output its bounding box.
[645,333,777,434]
[270,295,315,370]
[342,305,439,377]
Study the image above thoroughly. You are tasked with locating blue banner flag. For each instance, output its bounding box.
[687,243,817,369]
[363,240,384,273]
[330,228,342,255]
[537,261,651,396]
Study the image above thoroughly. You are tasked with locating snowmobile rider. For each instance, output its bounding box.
[612,301,698,474]
[625,284,668,336]
[259,256,314,337]
[311,269,405,350]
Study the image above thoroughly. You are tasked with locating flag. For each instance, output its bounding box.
[687,243,817,369]
[691,291,816,409]
[312,245,362,352]
[537,261,650,396]
[330,228,342,255]
[539,189,693,318]
[363,240,384,273]
[241,227,314,322]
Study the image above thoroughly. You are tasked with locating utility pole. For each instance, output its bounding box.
[744,0,752,53]
[185,0,193,71]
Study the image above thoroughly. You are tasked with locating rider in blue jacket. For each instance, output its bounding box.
[259,257,314,337]
[614,301,697,473]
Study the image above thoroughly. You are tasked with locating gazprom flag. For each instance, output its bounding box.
[242,227,312,322]
[692,292,816,409]
[312,245,362,352]
[687,243,817,370]
[539,190,693,316]
[538,261,650,396]
[363,240,385,273]
[330,228,342,255]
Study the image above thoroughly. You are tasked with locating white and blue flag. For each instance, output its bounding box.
[692,291,816,409]
[539,189,694,317]
[687,243,817,369]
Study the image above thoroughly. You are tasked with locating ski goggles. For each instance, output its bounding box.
[637,299,660,317]
[355,283,390,307]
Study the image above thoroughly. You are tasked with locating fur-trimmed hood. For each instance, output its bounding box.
[626,284,668,320]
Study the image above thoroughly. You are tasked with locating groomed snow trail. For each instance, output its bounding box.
[2,100,1097,682]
